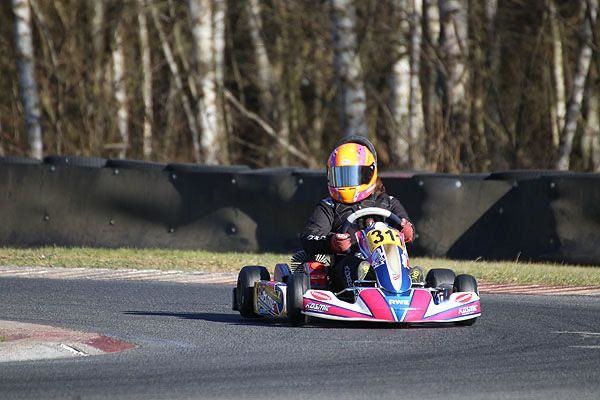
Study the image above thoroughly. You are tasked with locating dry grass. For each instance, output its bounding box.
[0,247,599,286]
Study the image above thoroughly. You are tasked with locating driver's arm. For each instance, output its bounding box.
[300,200,335,255]
[389,196,414,242]
[389,195,410,223]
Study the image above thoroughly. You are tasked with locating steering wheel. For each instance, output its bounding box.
[340,207,403,234]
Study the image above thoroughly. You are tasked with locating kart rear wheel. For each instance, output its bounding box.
[237,265,270,318]
[453,274,478,326]
[425,268,456,289]
[286,272,310,326]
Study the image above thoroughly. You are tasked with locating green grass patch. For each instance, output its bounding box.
[1,247,599,286]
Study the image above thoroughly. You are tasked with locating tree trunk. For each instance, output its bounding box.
[12,0,43,159]
[422,0,441,169]
[246,0,290,164]
[440,0,469,171]
[389,0,411,166]
[556,0,598,170]
[150,2,201,162]
[90,0,105,155]
[468,0,489,171]
[138,0,153,159]
[549,0,566,149]
[112,23,128,158]
[330,0,368,137]
[584,82,599,170]
[163,79,178,162]
[247,0,275,114]
[189,0,227,165]
[213,0,229,163]
[408,0,425,168]
[484,0,512,170]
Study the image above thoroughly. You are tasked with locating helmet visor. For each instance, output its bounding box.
[328,165,375,188]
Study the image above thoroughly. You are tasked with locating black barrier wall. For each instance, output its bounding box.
[1,156,599,265]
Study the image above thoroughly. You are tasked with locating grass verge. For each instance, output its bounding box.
[0,247,599,286]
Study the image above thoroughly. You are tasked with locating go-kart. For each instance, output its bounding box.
[232,207,481,326]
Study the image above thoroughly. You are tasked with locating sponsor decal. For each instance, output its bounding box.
[306,302,330,312]
[257,286,284,315]
[344,265,353,287]
[458,304,478,315]
[391,273,400,281]
[305,234,327,241]
[265,285,281,301]
[371,248,386,268]
[388,298,410,306]
[410,268,421,281]
[310,291,332,301]
[455,293,473,303]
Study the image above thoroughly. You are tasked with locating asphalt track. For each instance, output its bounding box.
[0,278,599,400]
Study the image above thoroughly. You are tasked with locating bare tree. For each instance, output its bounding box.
[549,0,566,149]
[150,2,201,162]
[422,0,441,168]
[482,0,512,170]
[408,0,425,168]
[583,80,599,170]
[440,0,470,170]
[12,0,43,159]
[389,0,411,165]
[467,0,490,170]
[90,0,105,155]
[246,0,291,164]
[330,0,368,137]
[138,0,153,159]
[112,20,129,158]
[557,0,598,170]
[388,0,425,168]
[213,0,228,163]
[247,0,275,115]
[189,0,228,164]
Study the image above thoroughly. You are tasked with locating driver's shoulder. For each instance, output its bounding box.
[319,197,335,208]
[365,192,394,207]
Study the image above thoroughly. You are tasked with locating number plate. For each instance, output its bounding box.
[366,228,402,251]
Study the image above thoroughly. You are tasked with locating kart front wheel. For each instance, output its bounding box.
[453,274,478,294]
[453,274,478,326]
[286,272,309,326]
[237,265,270,318]
[425,268,455,289]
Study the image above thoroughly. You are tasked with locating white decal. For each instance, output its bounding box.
[371,248,386,268]
[306,235,327,240]
[388,299,410,306]
[306,302,330,312]
[459,305,478,315]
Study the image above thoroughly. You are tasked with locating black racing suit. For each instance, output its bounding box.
[300,192,411,295]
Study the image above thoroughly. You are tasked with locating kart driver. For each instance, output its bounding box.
[300,135,421,298]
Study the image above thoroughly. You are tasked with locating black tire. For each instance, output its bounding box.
[425,268,456,289]
[286,272,309,326]
[453,274,478,326]
[105,158,166,171]
[165,163,249,173]
[43,155,107,168]
[236,265,270,318]
[0,156,41,165]
[453,274,478,294]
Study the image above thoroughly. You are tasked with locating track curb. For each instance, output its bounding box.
[0,320,136,362]
[1,265,599,295]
